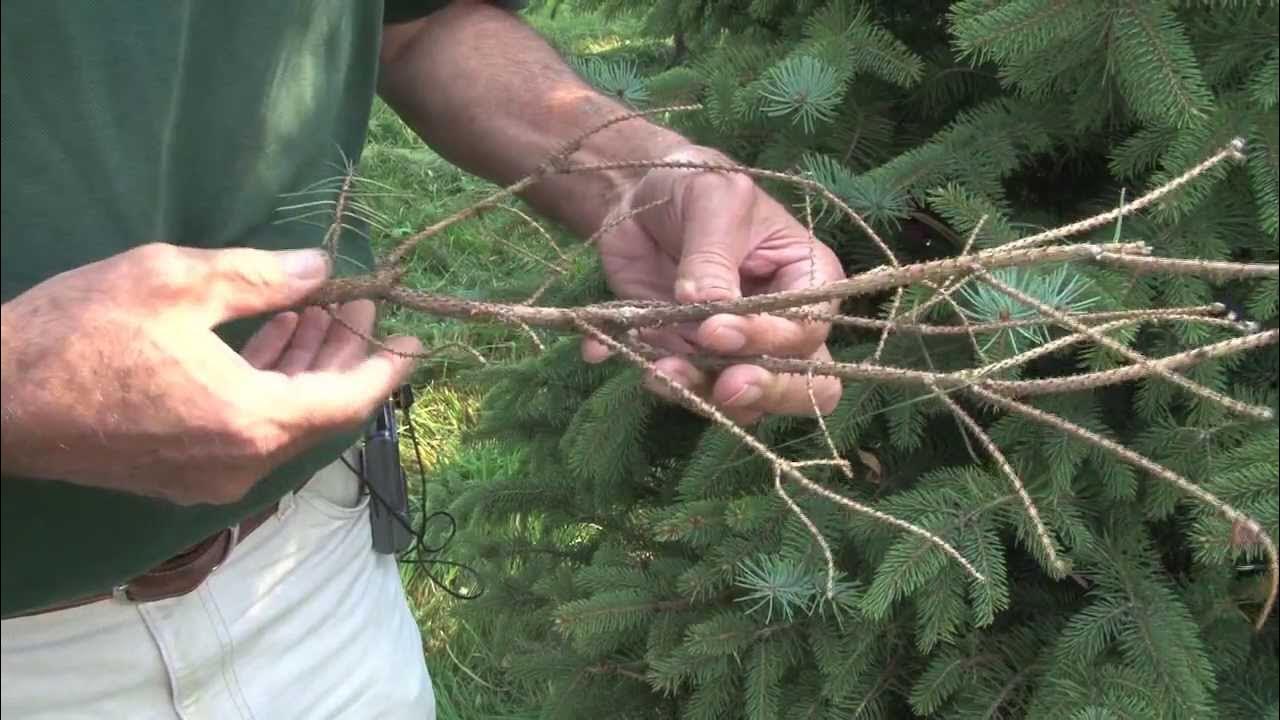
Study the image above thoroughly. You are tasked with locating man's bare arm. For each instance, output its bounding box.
[377,1,689,238]
[376,2,846,421]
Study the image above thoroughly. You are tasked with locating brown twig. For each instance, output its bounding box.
[971,266,1273,420]
[575,318,985,592]
[310,242,1154,322]
[780,303,1232,335]
[1002,139,1248,251]
[978,330,1279,397]
[304,105,1275,634]
[657,330,1278,398]
[968,385,1278,631]
[929,380,1066,577]
[1098,253,1279,280]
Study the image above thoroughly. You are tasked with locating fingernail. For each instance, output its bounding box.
[709,325,747,353]
[724,383,763,408]
[281,249,329,280]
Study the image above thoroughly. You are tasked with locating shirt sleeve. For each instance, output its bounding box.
[383,0,527,24]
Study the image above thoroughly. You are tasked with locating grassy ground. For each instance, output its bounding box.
[351,7,664,716]
[358,112,545,717]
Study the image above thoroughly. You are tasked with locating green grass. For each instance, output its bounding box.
[361,102,552,377]
[356,117,548,715]
[347,6,667,715]
[524,5,668,61]
[355,64,555,720]
[405,440,542,720]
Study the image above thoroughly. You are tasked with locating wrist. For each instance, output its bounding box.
[593,140,737,233]
[0,302,24,470]
[528,114,691,240]
[0,296,50,478]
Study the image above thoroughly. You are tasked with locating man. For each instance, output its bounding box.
[0,0,843,716]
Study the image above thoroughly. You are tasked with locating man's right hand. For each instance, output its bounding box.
[0,243,421,506]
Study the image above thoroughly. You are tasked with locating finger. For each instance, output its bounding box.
[581,335,614,364]
[671,171,756,303]
[581,326,696,364]
[695,312,828,357]
[643,355,763,425]
[643,355,711,407]
[638,326,699,355]
[239,312,299,370]
[709,345,842,418]
[285,335,424,429]
[310,300,376,372]
[276,306,334,375]
[142,244,332,326]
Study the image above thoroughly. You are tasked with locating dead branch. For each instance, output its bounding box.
[296,108,1277,631]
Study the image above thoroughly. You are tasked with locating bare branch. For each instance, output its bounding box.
[575,319,985,591]
[969,385,1278,632]
[1002,139,1248,250]
[929,380,1066,577]
[971,266,1273,420]
[310,242,1153,322]
[304,113,1275,635]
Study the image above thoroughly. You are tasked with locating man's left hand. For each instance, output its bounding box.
[584,145,845,425]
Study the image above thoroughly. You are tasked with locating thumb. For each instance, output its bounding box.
[182,246,332,325]
[671,171,755,304]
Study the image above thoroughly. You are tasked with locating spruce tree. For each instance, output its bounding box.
[423,2,1280,717]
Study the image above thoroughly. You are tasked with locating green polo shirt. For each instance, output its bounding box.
[0,0,463,617]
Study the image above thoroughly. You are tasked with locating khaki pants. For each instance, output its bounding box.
[1,457,435,719]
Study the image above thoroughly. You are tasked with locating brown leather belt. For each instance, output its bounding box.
[10,501,281,618]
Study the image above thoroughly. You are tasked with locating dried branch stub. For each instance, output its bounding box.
[308,108,1277,631]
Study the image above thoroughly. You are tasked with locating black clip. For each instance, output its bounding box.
[363,395,414,555]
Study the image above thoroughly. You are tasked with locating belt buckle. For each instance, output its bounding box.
[112,523,242,604]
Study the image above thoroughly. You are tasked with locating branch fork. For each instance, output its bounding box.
[302,108,1277,630]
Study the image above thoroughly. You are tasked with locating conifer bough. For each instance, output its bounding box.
[305,109,1279,631]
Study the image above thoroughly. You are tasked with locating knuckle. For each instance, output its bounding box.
[681,164,753,199]
[130,242,179,265]
[820,244,845,273]
[684,248,738,275]
[798,322,829,352]
[132,243,192,293]
[642,373,678,401]
[765,319,808,352]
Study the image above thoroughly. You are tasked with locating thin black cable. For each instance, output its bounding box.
[340,389,484,601]
[340,453,483,601]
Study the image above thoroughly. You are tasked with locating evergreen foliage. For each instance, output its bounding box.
[432,2,1279,717]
